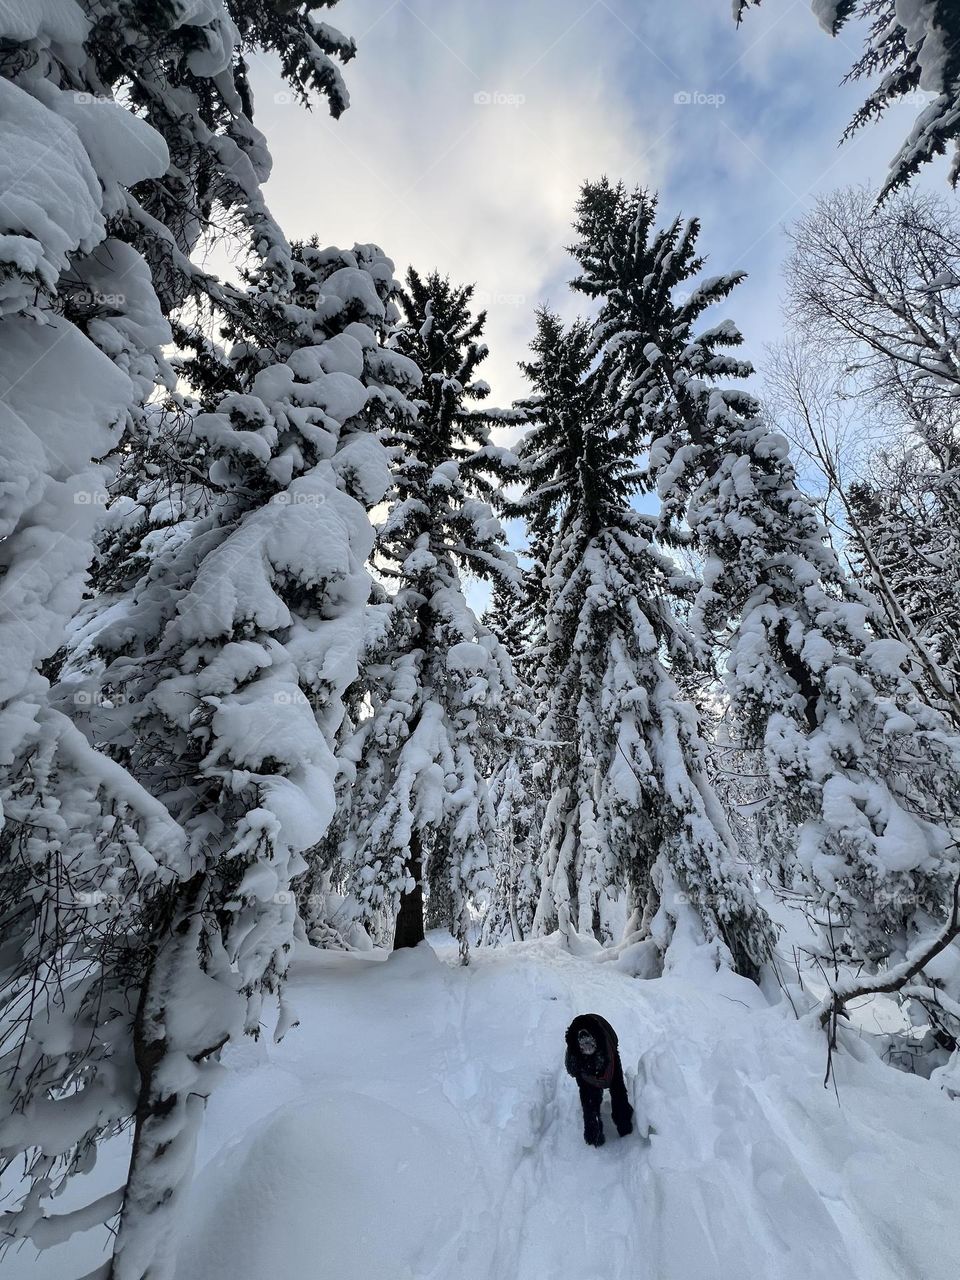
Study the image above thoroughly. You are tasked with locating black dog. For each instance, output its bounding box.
[564,1013,634,1147]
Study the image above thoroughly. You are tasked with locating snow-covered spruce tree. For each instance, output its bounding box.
[513,300,771,978]
[734,2,960,198]
[485,575,529,669]
[73,0,355,314]
[331,270,519,958]
[700,440,960,1064]
[0,3,369,1271]
[579,180,960,1057]
[481,580,544,944]
[0,4,199,1269]
[80,243,418,1277]
[482,753,540,943]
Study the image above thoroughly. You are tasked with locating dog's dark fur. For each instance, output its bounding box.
[564,1013,634,1147]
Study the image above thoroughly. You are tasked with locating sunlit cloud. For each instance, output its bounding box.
[248,0,949,407]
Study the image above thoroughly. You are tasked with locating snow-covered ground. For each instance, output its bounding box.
[10,935,959,1280]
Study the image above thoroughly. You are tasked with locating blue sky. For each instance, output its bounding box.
[244,0,946,407]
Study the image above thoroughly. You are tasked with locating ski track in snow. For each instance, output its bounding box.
[9,937,957,1280]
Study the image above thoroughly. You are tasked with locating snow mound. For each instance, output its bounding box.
[180,1092,480,1280]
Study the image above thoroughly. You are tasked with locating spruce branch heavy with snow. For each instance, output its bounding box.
[733,1,960,199]
[78,0,356,313]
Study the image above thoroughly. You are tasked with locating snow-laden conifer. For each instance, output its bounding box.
[332,271,518,957]
[514,297,771,979]
[481,580,544,943]
[0,2,371,1271]
[583,180,960,1054]
[0,7,193,1269]
[76,242,418,1276]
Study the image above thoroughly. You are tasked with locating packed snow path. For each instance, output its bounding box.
[11,937,956,1279]
[170,938,956,1280]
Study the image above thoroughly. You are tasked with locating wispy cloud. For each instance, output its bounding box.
[251,0,662,403]
[250,0,948,408]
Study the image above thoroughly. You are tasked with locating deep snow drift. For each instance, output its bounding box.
[13,931,959,1280]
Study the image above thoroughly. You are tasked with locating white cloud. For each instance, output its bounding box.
[243,0,953,412]
[230,0,957,616]
[249,0,662,404]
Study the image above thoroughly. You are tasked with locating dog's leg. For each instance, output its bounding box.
[610,1054,634,1137]
[578,1081,604,1146]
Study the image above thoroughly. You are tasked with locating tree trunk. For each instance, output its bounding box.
[508,883,520,942]
[110,876,229,1280]
[393,833,425,949]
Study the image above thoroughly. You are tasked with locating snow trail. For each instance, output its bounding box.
[11,937,957,1279]
[178,937,958,1280]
